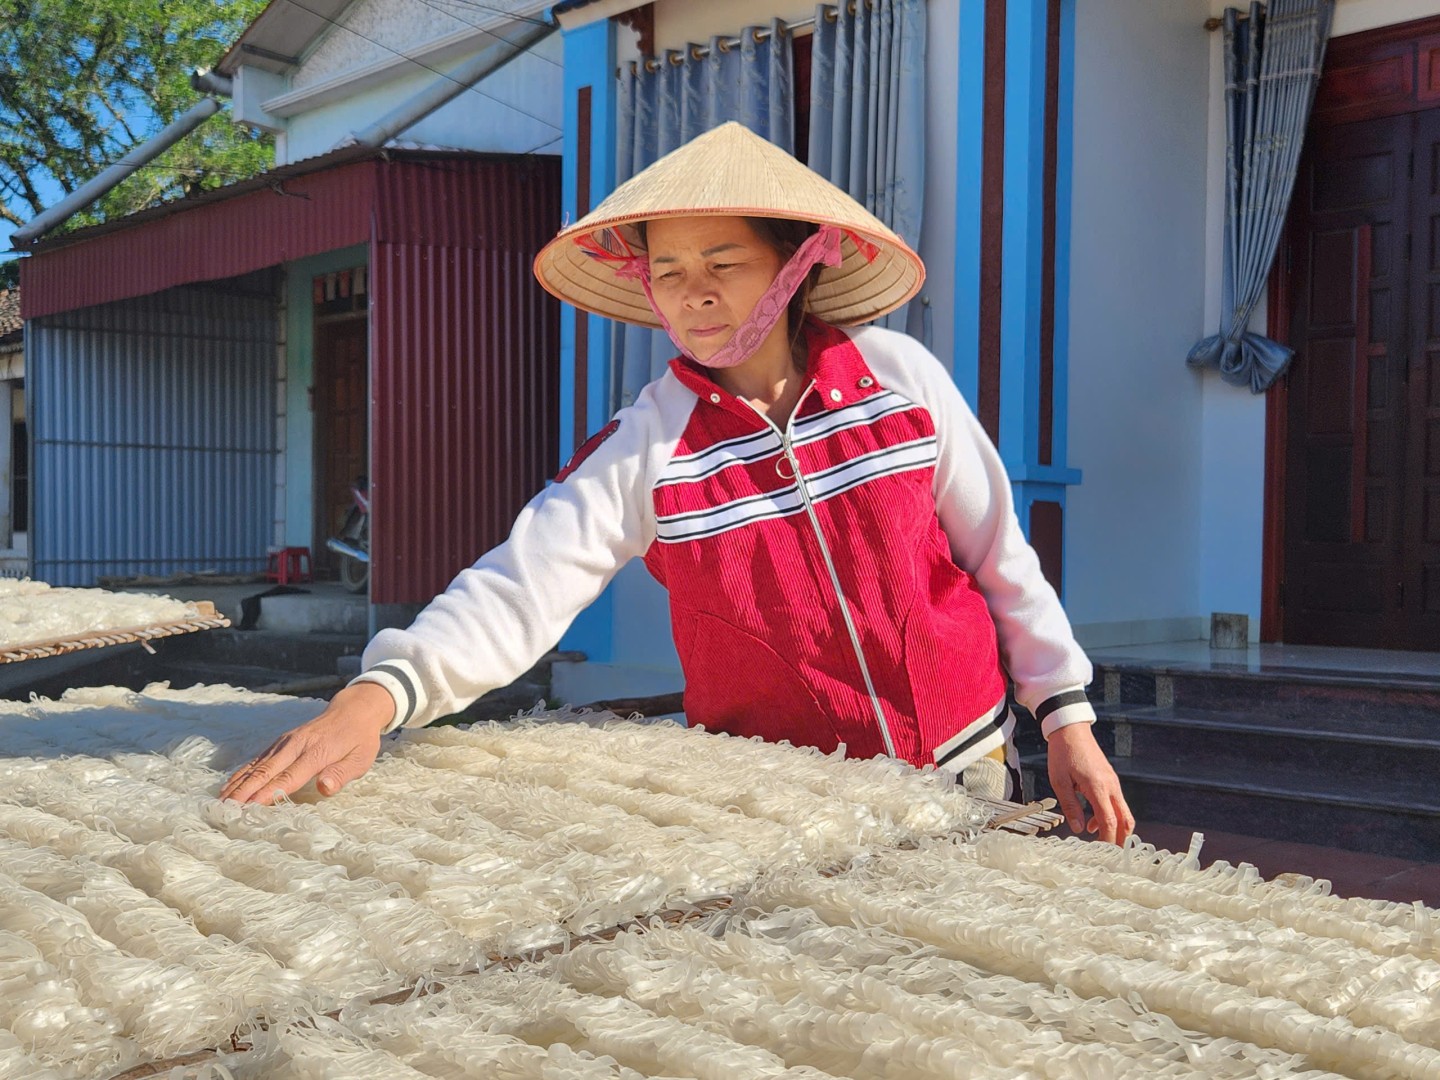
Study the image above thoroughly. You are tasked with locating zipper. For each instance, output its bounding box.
[743,383,899,759]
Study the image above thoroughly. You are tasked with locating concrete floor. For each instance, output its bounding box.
[117,580,367,636]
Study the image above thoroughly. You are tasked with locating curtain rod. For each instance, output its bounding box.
[1205,10,1257,32]
[629,1,876,72]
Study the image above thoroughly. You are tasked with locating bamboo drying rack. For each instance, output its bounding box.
[0,602,230,664]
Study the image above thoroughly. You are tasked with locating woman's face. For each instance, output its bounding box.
[644,216,787,363]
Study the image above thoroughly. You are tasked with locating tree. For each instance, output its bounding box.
[0,0,273,236]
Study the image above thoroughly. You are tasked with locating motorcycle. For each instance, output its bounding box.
[326,476,370,594]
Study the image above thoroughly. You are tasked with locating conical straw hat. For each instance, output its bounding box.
[533,122,925,329]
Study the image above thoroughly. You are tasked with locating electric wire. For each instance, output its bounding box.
[410,0,562,65]
[281,0,561,133]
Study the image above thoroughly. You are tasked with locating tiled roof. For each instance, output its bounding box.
[0,289,19,340]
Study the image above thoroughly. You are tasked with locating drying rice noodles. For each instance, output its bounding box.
[8,683,1436,1079]
[0,579,197,649]
[982,830,1439,959]
[392,970,847,1080]
[752,844,1440,1080]
[0,869,236,1061]
[0,929,137,1080]
[0,684,995,1077]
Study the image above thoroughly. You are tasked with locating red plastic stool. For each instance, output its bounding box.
[266,546,313,585]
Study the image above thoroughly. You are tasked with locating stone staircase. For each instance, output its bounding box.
[1020,660,1440,862]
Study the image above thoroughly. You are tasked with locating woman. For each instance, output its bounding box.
[222,124,1134,845]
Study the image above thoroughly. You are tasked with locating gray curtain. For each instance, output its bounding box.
[1188,0,1334,393]
[809,0,926,334]
[611,23,794,410]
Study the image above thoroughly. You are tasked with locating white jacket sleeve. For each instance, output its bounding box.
[349,392,673,732]
[853,328,1096,739]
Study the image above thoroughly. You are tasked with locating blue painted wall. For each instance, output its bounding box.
[998,0,1081,583]
[557,16,621,663]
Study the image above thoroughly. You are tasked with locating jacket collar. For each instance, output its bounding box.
[667,317,884,418]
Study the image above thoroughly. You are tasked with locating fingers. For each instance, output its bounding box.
[315,750,369,797]
[250,751,329,805]
[1079,777,1136,846]
[1047,759,1087,833]
[1112,790,1137,845]
[219,734,297,802]
[221,736,323,805]
[218,697,387,805]
[1088,794,1119,844]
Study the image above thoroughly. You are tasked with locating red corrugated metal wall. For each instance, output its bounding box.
[22,162,377,319]
[369,156,563,605]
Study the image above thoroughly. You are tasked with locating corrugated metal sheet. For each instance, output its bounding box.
[29,276,279,585]
[21,159,378,321]
[369,157,562,605]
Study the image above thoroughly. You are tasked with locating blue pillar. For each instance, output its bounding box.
[1052,0,1078,492]
[558,16,619,661]
[558,17,618,462]
[999,0,1080,594]
[951,0,988,404]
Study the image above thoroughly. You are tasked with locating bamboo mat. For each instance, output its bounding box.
[0,602,230,664]
[976,794,1064,835]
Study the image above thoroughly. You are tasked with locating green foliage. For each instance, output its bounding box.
[0,0,274,232]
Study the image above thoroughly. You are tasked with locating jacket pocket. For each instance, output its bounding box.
[675,608,839,752]
[901,562,1007,757]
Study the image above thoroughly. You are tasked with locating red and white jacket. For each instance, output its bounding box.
[354,320,1095,774]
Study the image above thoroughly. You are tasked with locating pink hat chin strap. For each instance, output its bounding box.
[615,225,846,369]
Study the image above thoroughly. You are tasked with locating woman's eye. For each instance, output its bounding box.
[657,271,680,283]
[711,263,736,271]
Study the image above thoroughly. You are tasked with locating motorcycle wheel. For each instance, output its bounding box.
[340,553,370,594]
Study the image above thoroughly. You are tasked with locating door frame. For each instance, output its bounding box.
[1262,12,1440,641]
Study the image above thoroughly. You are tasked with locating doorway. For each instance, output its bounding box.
[313,314,368,579]
[1274,18,1440,650]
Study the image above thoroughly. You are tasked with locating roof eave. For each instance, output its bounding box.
[216,0,355,76]
[553,0,649,30]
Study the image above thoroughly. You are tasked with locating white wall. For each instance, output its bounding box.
[1065,0,1212,646]
[282,33,564,162]
[1331,0,1440,36]
[1194,12,1265,638]
[652,0,813,50]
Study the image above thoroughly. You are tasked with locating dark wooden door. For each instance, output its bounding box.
[1285,109,1440,649]
[313,317,368,576]
[1284,114,1412,646]
[1406,109,1440,647]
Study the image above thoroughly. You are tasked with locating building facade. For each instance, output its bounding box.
[17,0,565,629]
[549,0,1440,705]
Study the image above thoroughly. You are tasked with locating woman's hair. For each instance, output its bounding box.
[635,216,823,354]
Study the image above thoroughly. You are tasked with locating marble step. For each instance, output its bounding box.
[1092,704,1440,778]
[1091,662,1440,724]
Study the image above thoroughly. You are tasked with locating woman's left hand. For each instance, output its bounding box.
[1045,723,1135,845]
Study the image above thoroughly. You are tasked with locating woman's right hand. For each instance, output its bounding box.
[219,681,396,805]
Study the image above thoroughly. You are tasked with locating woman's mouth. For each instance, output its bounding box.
[688,324,727,338]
